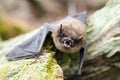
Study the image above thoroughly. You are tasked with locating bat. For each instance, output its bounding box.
[6,12,87,75]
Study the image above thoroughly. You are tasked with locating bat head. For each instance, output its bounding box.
[58,24,83,48]
[52,17,86,53]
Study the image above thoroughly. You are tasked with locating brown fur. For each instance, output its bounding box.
[52,17,86,53]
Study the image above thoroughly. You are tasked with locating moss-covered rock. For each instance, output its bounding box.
[0,52,63,80]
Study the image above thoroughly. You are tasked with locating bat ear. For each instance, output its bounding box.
[78,35,83,40]
[75,35,83,44]
[73,11,87,24]
[58,24,64,37]
[59,24,63,33]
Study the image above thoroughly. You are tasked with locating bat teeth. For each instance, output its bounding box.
[62,39,72,48]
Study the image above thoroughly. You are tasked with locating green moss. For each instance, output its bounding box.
[47,57,63,80]
[0,53,63,80]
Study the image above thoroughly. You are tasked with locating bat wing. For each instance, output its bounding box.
[73,11,87,24]
[6,23,54,60]
[76,43,87,75]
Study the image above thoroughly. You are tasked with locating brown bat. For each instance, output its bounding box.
[6,12,87,75]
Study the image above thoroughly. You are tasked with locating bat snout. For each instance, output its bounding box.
[60,37,74,48]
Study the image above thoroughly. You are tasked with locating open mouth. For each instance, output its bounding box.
[61,37,73,48]
[63,40,71,48]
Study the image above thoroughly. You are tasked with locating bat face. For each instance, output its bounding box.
[52,17,86,53]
